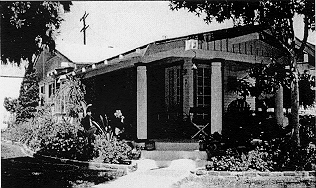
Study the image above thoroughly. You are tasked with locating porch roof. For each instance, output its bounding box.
[72,25,292,79]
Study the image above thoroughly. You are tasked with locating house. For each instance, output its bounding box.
[34,47,93,115]
[36,25,315,141]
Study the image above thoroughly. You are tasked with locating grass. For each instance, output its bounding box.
[1,142,120,188]
[172,173,316,188]
[1,142,27,159]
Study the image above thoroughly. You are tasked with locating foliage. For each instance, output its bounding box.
[3,75,141,163]
[15,68,39,123]
[93,135,133,164]
[299,72,316,107]
[169,1,315,48]
[170,0,315,146]
[1,1,72,64]
[205,114,316,171]
[299,114,315,144]
[54,76,86,118]
[233,62,292,99]
[37,132,97,161]
[3,97,18,114]
[206,148,274,171]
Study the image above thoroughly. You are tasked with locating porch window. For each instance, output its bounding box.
[40,85,45,94]
[53,81,66,115]
[48,83,55,98]
[54,93,66,115]
[194,65,211,121]
[165,65,182,112]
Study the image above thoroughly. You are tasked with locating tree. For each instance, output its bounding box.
[15,67,39,123]
[54,76,86,118]
[3,97,18,114]
[170,0,315,146]
[1,1,72,66]
[299,70,315,108]
[1,1,72,123]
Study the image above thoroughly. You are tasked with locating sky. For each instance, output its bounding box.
[55,1,233,62]
[55,1,315,63]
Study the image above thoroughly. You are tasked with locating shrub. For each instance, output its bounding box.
[299,114,316,146]
[37,132,97,161]
[15,68,39,123]
[3,76,142,164]
[206,148,273,172]
[93,135,133,164]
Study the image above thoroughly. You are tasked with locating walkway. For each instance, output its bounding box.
[93,168,190,188]
[93,159,195,188]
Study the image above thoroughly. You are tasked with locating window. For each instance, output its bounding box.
[48,83,55,98]
[165,65,182,111]
[53,82,66,115]
[54,92,66,114]
[194,65,211,121]
[40,85,45,94]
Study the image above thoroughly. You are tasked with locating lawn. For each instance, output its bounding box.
[1,142,118,188]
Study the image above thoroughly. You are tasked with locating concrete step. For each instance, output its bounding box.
[141,150,207,161]
[136,158,208,171]
[154,142,199,151]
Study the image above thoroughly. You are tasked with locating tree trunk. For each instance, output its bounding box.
[291,54,300,147]
[275,85,284,127]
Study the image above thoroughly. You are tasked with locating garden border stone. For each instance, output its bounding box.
[32,153,137,174]
[3,139,137,175]
[173,168,316,187]
[190,168,316,179]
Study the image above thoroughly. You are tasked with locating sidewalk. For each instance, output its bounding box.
[93,168,190,188]
[93,159,195,188]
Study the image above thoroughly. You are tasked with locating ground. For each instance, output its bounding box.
[1,142,117,188]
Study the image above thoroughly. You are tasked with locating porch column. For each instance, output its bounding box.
[211,61,223,134]
[137,65,147,139]
[275,85,284,127]
[183,59,194,116]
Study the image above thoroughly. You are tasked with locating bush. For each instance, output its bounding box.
[3,76,142,164]
[93,135,133,164]
[206,148,273,172]
[37,132,97,161]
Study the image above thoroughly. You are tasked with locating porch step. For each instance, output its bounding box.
[136,158,208,171]
[154,141,200,151]
[138,140,208,170]
[139,150,208,170]
[141,150,207,161]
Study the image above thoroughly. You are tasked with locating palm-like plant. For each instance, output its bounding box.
[80,101,105,136]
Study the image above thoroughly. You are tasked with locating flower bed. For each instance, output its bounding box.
[173,168,316,188]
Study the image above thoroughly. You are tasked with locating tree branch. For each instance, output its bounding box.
[298,15,309,53]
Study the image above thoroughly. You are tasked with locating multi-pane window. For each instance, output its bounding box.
[48,83,55,98]
[55,91,66,114]
[165,65,182,111]
[40,85,45,94]
[53,81,66,115]
[194,65,211,121]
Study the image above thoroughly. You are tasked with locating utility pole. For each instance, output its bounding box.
[80,11,89,45]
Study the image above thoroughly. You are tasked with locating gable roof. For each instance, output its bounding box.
[67,24,314,79]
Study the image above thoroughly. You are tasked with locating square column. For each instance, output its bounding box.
[137,65,147,139]
[211,61,223,134]
[183,59,194,116]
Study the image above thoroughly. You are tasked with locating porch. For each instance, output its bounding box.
[137,139,208,169]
